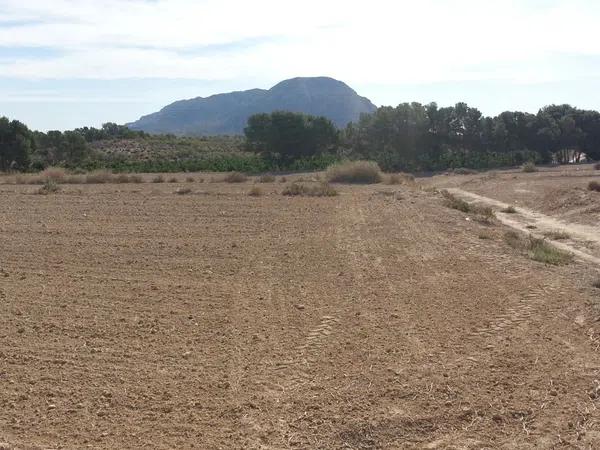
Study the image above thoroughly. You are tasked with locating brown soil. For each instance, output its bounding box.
[1,177,600,449]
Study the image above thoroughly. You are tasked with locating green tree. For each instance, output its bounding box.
[0,117,34,171]
[244,111,338,164]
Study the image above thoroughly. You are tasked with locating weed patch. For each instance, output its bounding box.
[282,182,337,197]
[522,162,538,173]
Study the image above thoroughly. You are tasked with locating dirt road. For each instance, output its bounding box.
[446,188,600,266]
[1,180,600,448]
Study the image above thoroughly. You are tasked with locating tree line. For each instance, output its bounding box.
[342,103,600,171]
[2,103,600,173]
[244,104,600,172]
[0,120,146,171]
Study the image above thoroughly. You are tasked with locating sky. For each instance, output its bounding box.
[1,0,600,131]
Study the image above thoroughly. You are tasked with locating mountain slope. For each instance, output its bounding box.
[127,77,376,135]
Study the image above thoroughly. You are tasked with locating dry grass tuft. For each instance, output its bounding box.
[248,186,263,197]
[326,161,382,184]
[522,162,538,173]
[186,176,195,183]
[168,177,178,183]
[593,279,600,289]
[152,175,165,183]
[15,169,145,185]
[503,230,523,249]
[594,162,600,170]
[37,179,60,195]
[282,182,337,197]
[257,174,276,183]
[441,190,472,213]
[223,172,247,183]
[543,230,570,240]
[588,181,600,192]
[441,190,494,221]
[85,171,113,184]
[501,205,517,213]
[504,231,572,265]
[279,176,287,183]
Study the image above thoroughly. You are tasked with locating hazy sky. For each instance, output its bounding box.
[1,0,600,130]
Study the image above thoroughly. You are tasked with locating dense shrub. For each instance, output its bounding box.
[589,181,600,192]
[325,161,382,184]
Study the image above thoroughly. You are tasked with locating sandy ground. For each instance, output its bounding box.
[427,164,600,227]
[1,175,600,449]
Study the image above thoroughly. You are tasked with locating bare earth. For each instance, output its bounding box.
[1,173,600,449]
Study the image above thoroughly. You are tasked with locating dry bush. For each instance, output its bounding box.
[386,173,415,185]
[152,175,165,183]
[279,176,287,183]
[282,182,337,197]
[502,205,517,213]
[593,279,600,289]
[474,206,495,225]
[223,172,247,183]
[248,186,263,197]
[588,181,600,192]
[197,177,204,183]
[522,162,538,173]
[442,190,472,213]
[168,177,178,183]
[41,167,66,182]
[175,187,192,195]
[543,230,570,240]
[442,190,495,223]
[186,176,195,183]
[37,179,60,195]
[325,161,382,184]
[86,171,113,184]
[594,163,600,170]
[258,174,276,183]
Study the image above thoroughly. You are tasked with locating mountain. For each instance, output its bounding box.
[127,77,377,135]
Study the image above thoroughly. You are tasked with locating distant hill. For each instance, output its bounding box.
[127,77,377,135]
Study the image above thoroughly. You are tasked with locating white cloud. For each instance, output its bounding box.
[0,0,600,85]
